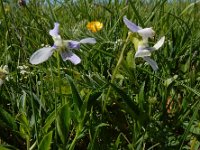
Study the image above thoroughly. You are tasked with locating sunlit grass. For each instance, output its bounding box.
[0,0,200,149]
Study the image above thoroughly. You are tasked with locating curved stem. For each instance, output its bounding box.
[69,132,79,150]
[69,125,82,150]
[29,79,39,149]
[104,33,131,111]
[55,51,61,146]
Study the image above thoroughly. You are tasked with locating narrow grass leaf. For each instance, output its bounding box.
[0,106,17,130]
[66,74,83,109]
[180,0,200,15]
[42,110,55,133]
[0,146,12,150]
[38,131,53,150]
[109,83,140,118]
[57,104,71,144]
[16,113,30,138]
[88,123,109,150]
[138,82,145,111]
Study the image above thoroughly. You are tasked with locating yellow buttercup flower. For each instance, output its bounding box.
[87,21,103,32]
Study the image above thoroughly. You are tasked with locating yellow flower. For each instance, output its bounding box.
[87,21,103,32]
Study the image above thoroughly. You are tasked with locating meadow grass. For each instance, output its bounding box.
[0,0,200,149]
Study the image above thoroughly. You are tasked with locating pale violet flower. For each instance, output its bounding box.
[135,36,165,71]
[30,22,96,65]
[123,16,155,40]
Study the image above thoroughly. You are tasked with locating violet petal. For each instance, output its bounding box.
[60,50,81,65]
[123,16,141,32]
[68,40,80,49]
[143,56,158,71]
[80,38,96,44]
[49,22,60,37]
[30,47,55,65]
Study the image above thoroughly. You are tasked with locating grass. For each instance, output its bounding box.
[0,0,200,149]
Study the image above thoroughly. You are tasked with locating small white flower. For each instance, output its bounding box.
[20,70,27,75]
[115,39,123,45]
[18,65,28,74]
[22,65,28,69]
[30,22,96,65]
[17,66,23,70]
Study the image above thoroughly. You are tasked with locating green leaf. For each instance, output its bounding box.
[80,91,91,122]
[66,74,82,109]
[57,104,71,144]
[0,106,17,130]
[16,113,29,128]
[180,0,200,15]
[180,58,190,73]
[42,110,55,133]
[190,138,200,150]
[0,145,13,150]
[129,1,144,27]
[88,123,109,150]
[16,113,30,139]
[137,82,145,110]
[163,75,178,87]
[18,90,27,112]
[109,83,140,118]
[32,92,46,111]
[126,50,135,69]
[38,131,53,150]
[114,133,122,149]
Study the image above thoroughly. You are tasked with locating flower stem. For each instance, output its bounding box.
[29,80,39,148]
[104,33,131,110]
[55,51,61,146]
[0,0,13,49]
[69,125,82,150]
[26,137,30,150]
[111,34,130,83]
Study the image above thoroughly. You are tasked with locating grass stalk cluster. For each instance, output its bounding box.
[0,0,200,149]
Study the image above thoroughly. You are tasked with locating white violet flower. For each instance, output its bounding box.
[123,16,165,71]
[135,36,165,71]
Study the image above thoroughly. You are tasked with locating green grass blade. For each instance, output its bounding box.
[38,131,53,150]
[66,74,83,109]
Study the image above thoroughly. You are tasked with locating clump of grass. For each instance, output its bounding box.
[0,0,200,149]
